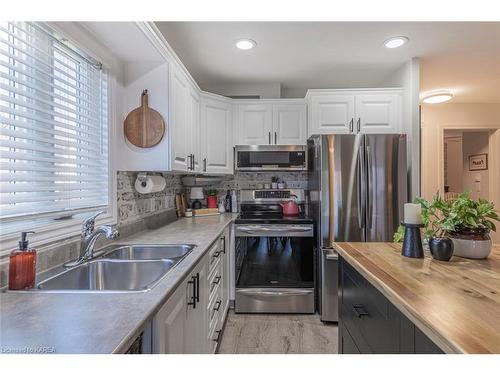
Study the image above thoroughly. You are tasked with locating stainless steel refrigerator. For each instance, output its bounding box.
[307,134,407,322]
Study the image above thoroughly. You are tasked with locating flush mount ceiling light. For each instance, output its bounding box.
[384,36,409,49]
[235,38,256,50]
[421,90,454,104]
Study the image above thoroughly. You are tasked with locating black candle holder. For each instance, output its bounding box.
[401,223,425,259]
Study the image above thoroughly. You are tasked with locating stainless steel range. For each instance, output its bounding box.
[234,189,315,314]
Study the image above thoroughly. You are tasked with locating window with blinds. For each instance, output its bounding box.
[0,22,109,230]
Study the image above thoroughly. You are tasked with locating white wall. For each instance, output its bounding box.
[421,103,500,244]
[380,58,421,200]
[115,62,171,171]
[462,131,490,200]
[200,82,281,99]
[421,103,500,198]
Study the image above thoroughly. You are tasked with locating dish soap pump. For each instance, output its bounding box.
[9,231,37,290]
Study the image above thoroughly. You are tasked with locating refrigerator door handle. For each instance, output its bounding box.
[356,145,364,229]
[366,144,373,229]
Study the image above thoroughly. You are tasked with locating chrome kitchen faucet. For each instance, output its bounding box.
[65,211,119,267]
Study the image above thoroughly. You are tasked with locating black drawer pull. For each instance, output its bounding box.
[213,276,221,285]
[220,237,226,254]
[213,329,222,342]
[213,300,222,311]
[187,276,197,309]
[352,304,369,318]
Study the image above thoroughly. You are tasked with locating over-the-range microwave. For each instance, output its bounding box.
[234,145,308,171]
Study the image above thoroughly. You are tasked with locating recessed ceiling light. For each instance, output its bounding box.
[384,36,409,49]
[235,38,256,50]
[421,90,454,104]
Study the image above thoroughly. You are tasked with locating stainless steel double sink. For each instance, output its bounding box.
[36,244,196,293]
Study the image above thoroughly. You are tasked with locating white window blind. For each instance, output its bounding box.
[0,22,109,226]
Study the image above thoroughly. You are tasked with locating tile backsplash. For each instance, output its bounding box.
[186,171,309,204]
[117,171,182,225]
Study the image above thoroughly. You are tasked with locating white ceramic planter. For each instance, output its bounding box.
[450,237,492,259]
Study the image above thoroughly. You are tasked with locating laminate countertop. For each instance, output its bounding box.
[0,214,237,354]
[334,242,500,354]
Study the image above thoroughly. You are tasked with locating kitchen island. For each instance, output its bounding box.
[334,242,500,354]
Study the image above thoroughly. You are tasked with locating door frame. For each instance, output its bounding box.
[437,124,500,243]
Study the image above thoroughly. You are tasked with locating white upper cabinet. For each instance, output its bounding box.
[201,95,233,174]
[170,66,190,171]
[238,104,273,145]
[236,101,307,145]
[273,103,307,144]
[188,89,201,172]
[307,89,402,136]
[355,94,400,133]
[309,94,355,135]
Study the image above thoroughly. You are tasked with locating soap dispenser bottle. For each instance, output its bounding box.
[8,231,37,290]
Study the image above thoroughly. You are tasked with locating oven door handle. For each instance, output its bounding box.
[237,289,313,297]
[236,225,312,233]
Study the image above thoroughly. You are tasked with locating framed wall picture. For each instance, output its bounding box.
[469,153,488,171]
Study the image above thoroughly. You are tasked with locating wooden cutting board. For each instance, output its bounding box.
[175,194,183,217]
[124,90,165,148]
[193,208,220,217]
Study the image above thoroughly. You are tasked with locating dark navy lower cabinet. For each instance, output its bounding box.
[338,256,443,354]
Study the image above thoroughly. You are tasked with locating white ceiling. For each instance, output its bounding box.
[83,22,164,62]
[155,22,500,102]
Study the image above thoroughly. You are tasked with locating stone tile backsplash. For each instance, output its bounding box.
[117,171,182,225]
[186,171,309,204]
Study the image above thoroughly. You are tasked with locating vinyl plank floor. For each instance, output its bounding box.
[217,311,338,354]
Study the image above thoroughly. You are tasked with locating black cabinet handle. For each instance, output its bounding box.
[213,329,222,342]
[220,236,226,254]
[203,158,207,172]
[213,276,221,285]
[349,118,354,133]
[191,154,194,170]
[352,304,369,318]
[195,273,200,303]
[274,131,277,144]
[187,276,197,309]
[213,300,222,311]
[268,131,271,144]
[357,118,361,133]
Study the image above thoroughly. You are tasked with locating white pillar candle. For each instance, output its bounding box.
[404,203,422,224]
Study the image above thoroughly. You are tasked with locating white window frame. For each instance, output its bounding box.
[0,23,118,255]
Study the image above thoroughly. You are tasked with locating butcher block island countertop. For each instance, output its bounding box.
[334,242,500,354]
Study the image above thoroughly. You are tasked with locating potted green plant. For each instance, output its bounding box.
[446,191,499,259]
[394,192,499,260]
[415,195,455,261]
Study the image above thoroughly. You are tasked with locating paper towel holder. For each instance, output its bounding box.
[137,172,148,188]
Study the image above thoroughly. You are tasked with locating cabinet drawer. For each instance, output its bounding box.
[341,261,399,353]
[208,288,223,333]
[208,240,222,272]
[207,302,223,353]
[208,260,222,300]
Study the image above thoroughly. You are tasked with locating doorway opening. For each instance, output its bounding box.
[443,130,491,201]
